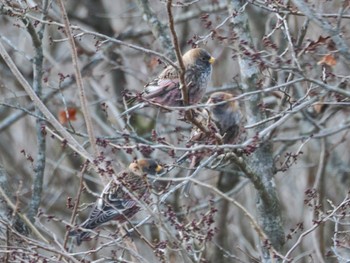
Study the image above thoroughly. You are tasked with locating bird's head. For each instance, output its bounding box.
[182,48,215,67]
[129,159,164,176]
[207,92,239,111]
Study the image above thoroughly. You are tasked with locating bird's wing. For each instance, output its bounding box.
[81,206,117,229]
[143,78,179,99]
[81,196,137,230]
[143,65,180,99]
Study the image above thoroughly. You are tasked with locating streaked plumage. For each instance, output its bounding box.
[121,48,215,116]
[70,159,163,245]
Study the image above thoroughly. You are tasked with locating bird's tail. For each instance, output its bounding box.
[69,229,91,246]
[119,102,145,117]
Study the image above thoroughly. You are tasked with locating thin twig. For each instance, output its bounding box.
[0,40,92,161]
[0,185,49,243]
[57,0,98,157]
[292,0,350,61]
[283,195,350,262]
[60,161,88,256]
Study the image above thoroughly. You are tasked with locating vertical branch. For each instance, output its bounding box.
[166,0,189,107]
[60,161,88,258]
[166,0,217,139]
[227,0,285,260]
[57,0,98,157]
[312,138,327,262]
[27,0,49,222]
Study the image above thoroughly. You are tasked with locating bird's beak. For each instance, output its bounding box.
[155,165,164,173]
[209,57,215,64]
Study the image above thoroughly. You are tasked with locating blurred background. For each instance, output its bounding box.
[0,0,350,262]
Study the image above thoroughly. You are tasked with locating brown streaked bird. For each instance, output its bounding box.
[207,92,245,194]
[186,92,242,145]
[182,92,243,195]
[121,48,215,116]
[207,92,242,144]
[69,159,164,245]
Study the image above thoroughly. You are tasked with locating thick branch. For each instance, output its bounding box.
[58,0,98,157]
[227,0,285,260]
[26,0,49,223]
[136,0,175,60]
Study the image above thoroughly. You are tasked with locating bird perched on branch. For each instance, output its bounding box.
[121,48,215,116]
[186,92,243,145]
[182,92,243,195]
[70,159,164,245]
[207,92,243,144]
[207,92,245,193]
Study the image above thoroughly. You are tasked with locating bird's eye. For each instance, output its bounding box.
[200,54,211,63]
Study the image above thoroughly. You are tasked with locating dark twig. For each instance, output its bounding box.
[166,0,222,144]
[166,0,188,105]
[60,161,88,258]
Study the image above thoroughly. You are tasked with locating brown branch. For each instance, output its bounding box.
[166,0,222,144]
[57,0,98,157]
[60,161,88,259]
[166,0,188,105]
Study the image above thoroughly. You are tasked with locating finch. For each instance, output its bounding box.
[70,159,164,245]
[186,92,242,144]
[208,92,245,194]
[207,92,242,144]
[182,92,243,195]
[121,48,215,116]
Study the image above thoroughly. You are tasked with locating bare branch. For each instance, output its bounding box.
[57,0,98,157]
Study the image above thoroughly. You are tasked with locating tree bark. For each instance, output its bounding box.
[227,0,285,261]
